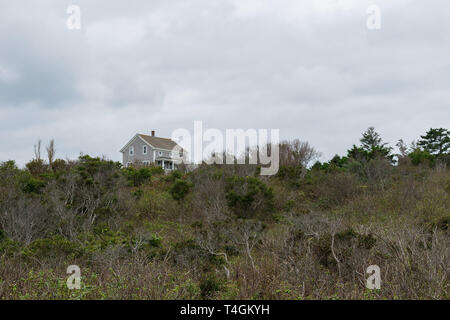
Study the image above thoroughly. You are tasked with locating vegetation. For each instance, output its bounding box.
[0,127,448,300]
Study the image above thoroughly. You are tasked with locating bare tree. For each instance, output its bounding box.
[34,140,42,161]
[396,139,409,157]
[46,139,55,168]
[279,139,321,167]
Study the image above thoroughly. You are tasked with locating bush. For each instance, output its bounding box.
[123,167,152,186]
[51,159,69,173]
[409,149,435,166]
[24,236,83,259]
[165,170,183,182]
[148,165,165,176]
[225,175,274,218]
[199,274,223,298]
[137,189,176,218]
[25,159,48,176]
[22,177,46,194]
[169,179,191,202]
[276,165,304,187]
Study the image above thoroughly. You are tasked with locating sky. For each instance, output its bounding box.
[0,0,449,167]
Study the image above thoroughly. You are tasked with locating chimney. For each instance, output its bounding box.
[151,130,155,137]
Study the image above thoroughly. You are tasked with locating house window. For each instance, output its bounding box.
[179,150,183,157]
[126,162,132,168]
[129,146,134,156]
[158,151,163,156]
[143,145,147,155]
[143,160,150,166]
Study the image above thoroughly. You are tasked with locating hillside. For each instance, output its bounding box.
[0,128,448,299]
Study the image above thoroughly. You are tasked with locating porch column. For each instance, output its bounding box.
[162,160,165,169]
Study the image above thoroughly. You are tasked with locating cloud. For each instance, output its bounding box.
[0,0,449,166]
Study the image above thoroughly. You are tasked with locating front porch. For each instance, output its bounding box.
[156,157,175,171]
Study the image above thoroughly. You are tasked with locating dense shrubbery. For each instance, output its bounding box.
[225,175,274,218]
[0,127,448,299]
[169,178,192,202]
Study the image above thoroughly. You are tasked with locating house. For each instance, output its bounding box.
[120,130,184,170]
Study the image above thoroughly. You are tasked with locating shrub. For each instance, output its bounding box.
[148,165,165,176]
[409,149,435,166]
[122,167,152,186]
[225,175,274,218]
[165,170,183,182]
[25,159,48,176]
[51,159,69,173]
[199,274,223,298]
[22,177,46,194]
[169,179,191,202]
[24,236,83,259]
[276,165,304,187]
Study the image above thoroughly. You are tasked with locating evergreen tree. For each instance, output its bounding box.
[347,127,393,162]
[417,128,449,155]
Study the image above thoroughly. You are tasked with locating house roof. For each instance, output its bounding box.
[120,133,183,153]
[138,134,179,150]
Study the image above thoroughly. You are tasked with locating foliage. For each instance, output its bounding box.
[417,128,450,155]
[225,175,274,218]
[408,149,434,166]
[122,167,153,187]
[276,165,304,187]
[0,128,448,300]
[347,127,393,162]
[169,178,192,202]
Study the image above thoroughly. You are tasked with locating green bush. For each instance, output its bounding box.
[148,165,165,175]
[22,177,46,194]
[409,149,435,166]
[0,238,22,257]
[276,165,303,187]
[225,175,274,218]
[169,178,191,202]
[147,234,162,248]
[199,274,223,298]
[122,167,152,186]
[25,159,48,176]
[24,236,83,259]
[165,170,183,182]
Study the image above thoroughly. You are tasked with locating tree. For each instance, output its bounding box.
[46,139,55,169]
[347,127,393,162]
[417,128,449,155]
[34,140,42,161]
[279,139,321,167]
[360,127,383,151]
[396,139,409,158]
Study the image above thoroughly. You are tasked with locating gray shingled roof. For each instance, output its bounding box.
[138,134,179,150]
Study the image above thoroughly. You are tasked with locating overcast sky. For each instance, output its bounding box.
[0,0,449,166]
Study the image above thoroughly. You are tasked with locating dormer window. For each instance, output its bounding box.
[129,146,134,156]
[143,145,147,155]
[159,151,163,156]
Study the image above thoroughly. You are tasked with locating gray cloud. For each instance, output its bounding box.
[0,0,449,166]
